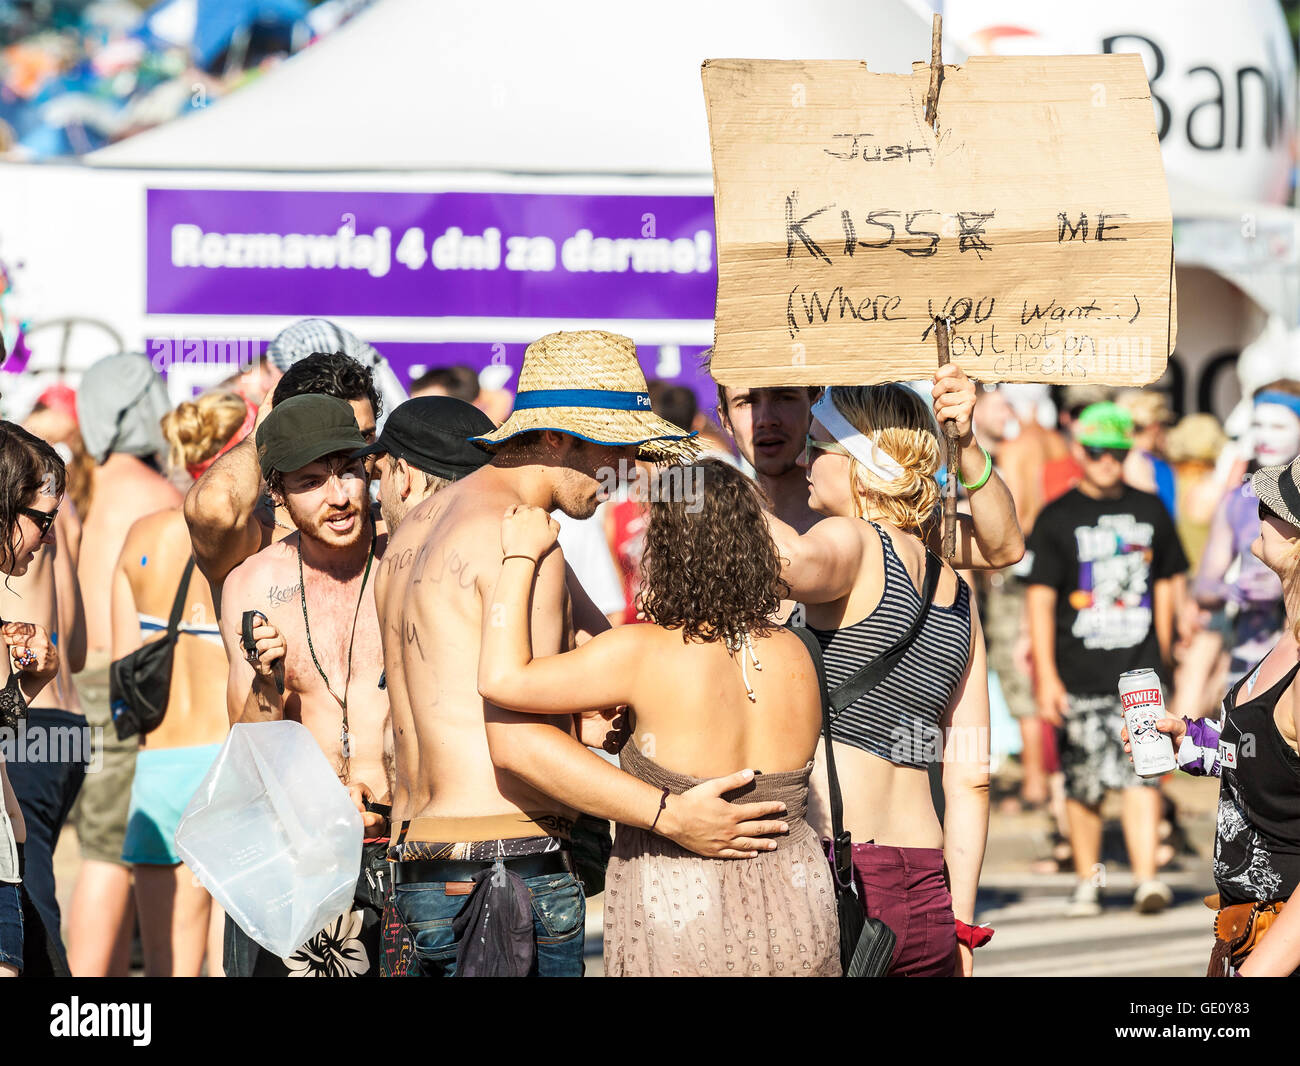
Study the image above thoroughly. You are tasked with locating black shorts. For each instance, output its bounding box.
[223,838,391,977]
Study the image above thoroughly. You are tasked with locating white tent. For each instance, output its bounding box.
[89,0,954,173]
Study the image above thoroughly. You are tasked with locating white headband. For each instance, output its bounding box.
[811,388,905,482]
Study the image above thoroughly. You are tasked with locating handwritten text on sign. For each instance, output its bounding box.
[703,55,1176,387]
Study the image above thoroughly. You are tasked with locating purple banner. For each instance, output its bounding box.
[146,188,717,319]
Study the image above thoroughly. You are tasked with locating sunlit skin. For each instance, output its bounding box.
[799,417,856,518]
[1071,440,1127,499]
[278,455,370,555]
[9,494,59,576]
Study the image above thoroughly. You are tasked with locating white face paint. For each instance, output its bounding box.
[38,471,58,498]
[1251,403,1300,467]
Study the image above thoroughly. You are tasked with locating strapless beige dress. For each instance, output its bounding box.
[602,739,840,977]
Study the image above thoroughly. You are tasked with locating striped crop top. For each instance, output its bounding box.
[809,522,972,769]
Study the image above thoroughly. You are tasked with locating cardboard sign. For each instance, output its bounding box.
[703,55,1175,387]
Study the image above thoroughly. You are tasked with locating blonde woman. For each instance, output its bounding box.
[110,390,252,976]
[765,384,990,977]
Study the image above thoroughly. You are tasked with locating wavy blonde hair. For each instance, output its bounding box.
[160,390,249,472]
[823,384,940,534]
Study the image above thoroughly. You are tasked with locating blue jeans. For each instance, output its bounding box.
[5,708,88,970]
[394,871,585,977]
[0,883,22,971]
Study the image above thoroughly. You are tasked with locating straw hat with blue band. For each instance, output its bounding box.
[468,330,699,463]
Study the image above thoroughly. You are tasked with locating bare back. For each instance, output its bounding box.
[80,455,183,655]
[620,625,822,780]
[113,510,228,751]
[379,473,575,826]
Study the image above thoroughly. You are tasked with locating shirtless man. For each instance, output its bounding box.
[221,395,391,977]
[378,331,790,977]
[185,351,382,617]
[67,353,181,977]
[712,364,1023,565]
[355,396,495,532]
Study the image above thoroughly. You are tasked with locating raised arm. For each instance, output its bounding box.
[766,511,865,605]
[927,364,1024,570]
[941,595,991,977]
[184,395,272,613]
[478,508,640,712]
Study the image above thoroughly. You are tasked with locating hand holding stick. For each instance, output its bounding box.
[934,316,958,560]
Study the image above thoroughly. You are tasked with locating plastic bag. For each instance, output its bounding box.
[175,721,363,959]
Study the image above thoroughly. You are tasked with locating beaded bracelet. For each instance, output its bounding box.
[958,446,993,492]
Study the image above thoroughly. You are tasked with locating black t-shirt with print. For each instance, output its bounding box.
[1026,486,1189,695]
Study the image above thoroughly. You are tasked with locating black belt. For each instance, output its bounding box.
[393,850,571,885]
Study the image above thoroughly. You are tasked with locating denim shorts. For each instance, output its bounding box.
[393,870,585,977]
[0,882,23,971]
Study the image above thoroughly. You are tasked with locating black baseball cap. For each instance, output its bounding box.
[257,394,366,479]
[352,396,495,481]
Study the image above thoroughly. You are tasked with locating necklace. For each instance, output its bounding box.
[724,631,763,702]
[298,518,376,779]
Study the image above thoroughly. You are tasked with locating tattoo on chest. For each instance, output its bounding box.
[268,583,303,606]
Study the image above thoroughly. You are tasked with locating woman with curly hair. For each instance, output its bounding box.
[765,384,990,977]
[478,459,837,976]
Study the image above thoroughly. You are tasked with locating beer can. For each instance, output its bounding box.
[1119,668,1177,778]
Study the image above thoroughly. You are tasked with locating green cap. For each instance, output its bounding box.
[256,394,366,479]
[1075,402,1134,450]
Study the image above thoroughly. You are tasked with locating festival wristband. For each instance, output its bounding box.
[954,918,994,949]
[957,446,993,492]
[502,554,538,565]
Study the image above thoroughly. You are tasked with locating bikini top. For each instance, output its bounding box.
[808,521,971,769]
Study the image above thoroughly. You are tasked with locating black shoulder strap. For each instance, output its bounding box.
[828,549,943,716]
[785,622,852,882]
[165,556,197,644]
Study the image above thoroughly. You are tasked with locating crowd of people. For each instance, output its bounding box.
[0,315,1297,979]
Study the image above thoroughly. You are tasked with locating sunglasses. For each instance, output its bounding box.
[18,506,57,537]
[1082,445,1129,462]
[1259,500,1289,524]
[803,436,853,466]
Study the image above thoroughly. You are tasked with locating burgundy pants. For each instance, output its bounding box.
[851,843,956,977]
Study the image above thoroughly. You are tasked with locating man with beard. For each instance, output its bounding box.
[378,331,792,977]
[713,366,1024,565]
[219,395,391,977]
[355,396,495,533]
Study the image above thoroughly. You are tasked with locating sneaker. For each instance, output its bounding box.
[1065,880,1102,918]
[1134,880,1173,915]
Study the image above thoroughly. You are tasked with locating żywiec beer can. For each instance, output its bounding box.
[1119,668,1177,778]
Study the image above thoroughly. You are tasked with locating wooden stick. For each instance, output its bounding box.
[935,316,958,560]
[924,12,943,131]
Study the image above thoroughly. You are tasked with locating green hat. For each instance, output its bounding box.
[1075,402,1134,450]
[256,394,366,479]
